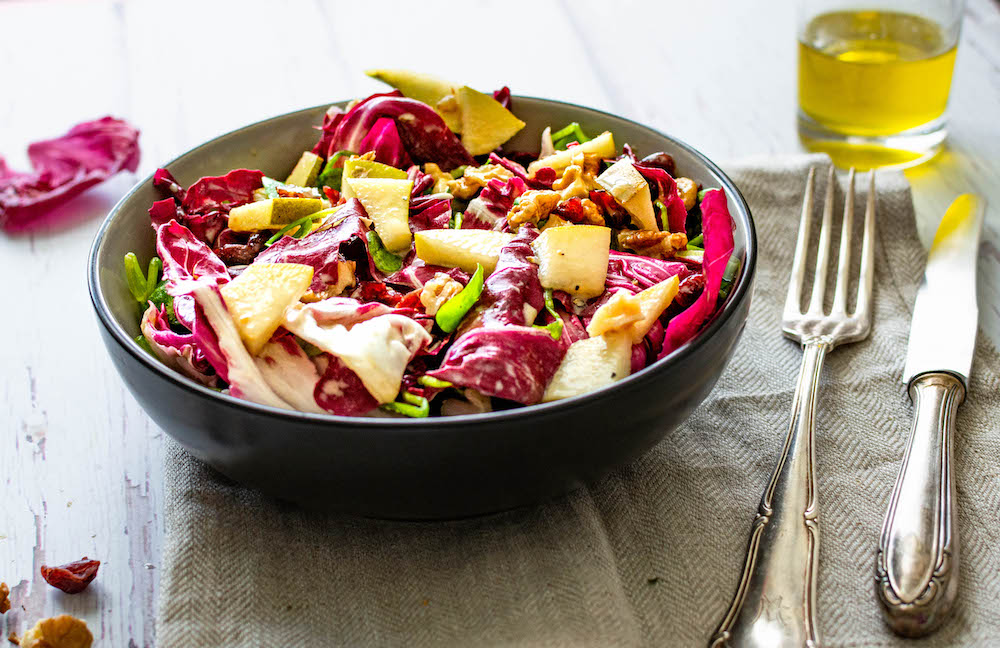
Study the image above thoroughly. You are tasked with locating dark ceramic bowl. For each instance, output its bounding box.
[88,97,756,519]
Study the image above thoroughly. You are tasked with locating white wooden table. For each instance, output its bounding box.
[2,0,998,644]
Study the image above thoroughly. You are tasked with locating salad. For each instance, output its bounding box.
[124,70,737,418]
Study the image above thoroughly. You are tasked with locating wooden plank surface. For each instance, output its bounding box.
[1,0,997,644]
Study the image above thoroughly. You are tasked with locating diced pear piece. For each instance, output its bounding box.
[456,86,526,156]
[596,159,657,231]
[585,275,679,343]
[542,333,632,402]
[344,177,413,253]
[285,151,323,187]
[626,275,679,343]
[340,157,409,200]
[220,263,314,355]
[228,198,324,232]
[586,291,643,338]
[532,225,611,300]
[527,131,616,177]
[414,229,516,275]
[365,69,461,131]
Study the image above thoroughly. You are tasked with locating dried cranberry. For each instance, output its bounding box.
[396,289,425,311]
[352,281,402,306]
[530,166,557,189]
[552,198,587,223]
[588,190,630,228]
[322,186,341,203]
[675,273,705,308]
[213,229,267,266]
[40,558,100,594]
[639,151,676,176]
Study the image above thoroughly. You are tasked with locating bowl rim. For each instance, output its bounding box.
[88,95,757,428]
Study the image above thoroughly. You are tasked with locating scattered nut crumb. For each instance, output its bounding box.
[0,582,9,613]
[19,615,92,648]
[8,631,19,646]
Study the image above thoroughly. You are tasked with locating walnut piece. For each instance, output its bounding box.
[19,615,92,648]
[419,273,464,316]
[551,151,601,200]
[424,163,513,199]
[507,190,562,230]
[675,177,698,211]
[9,631,19,645]
[0,582,9,614]
[618,230,688,259]
[575,198,605,225]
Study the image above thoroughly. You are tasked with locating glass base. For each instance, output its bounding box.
[797,111,947,171]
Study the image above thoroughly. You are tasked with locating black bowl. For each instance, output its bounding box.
[88,97,756,519]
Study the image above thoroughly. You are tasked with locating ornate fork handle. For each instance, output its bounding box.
[711,339,827,648]
[875,372,963,636]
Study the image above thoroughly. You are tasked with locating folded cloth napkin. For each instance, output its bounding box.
[157,154,1000,647]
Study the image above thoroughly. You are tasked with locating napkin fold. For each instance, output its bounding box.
[157,154,1000,647]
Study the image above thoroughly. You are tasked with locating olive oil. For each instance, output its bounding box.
[799,10,957,137]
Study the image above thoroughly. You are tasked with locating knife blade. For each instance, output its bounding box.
[876,193,985,638]
[902,194,985,384]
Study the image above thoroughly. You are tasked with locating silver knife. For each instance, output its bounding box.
[875,194,985,637]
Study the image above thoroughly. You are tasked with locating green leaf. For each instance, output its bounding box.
[449,165,468,179]
[549,122,591,149]
[134,334,155,357]
[697,187,718,203]
[147,281,177,325]
[315,150,354,193]
[435,264,485,333]
[533,288,564,340]
[718,255,741,300]
[417,375,452,389]
[687,233,704,248]
[367,231,405,274]
[124,253,163,304]
[380,391,430,418]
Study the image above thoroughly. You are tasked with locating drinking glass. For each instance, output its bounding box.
[797,0,966,170]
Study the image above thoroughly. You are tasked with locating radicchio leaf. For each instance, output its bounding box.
[427,326,564,405]
[659,189,735,357]
[319,92,474,170]
[633,163,687,233]
[0,116,140,231]
[313,352,380,416]
[140,304,217,387]
[480,226,544,327]
[463,176,526,230]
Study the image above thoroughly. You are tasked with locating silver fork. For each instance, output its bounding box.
[711,166,877,647]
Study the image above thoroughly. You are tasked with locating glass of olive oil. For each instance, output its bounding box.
[797,0,965,170]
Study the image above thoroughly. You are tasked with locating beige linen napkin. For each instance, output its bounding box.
[157,154,1000,647]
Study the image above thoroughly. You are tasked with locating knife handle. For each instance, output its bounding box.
[876,372,964,637]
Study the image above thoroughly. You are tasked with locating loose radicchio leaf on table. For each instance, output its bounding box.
[255,199,375,291]
[479,226,544,327]
[0,116,139,231]
[633,163,688,233]
[319,92,474,170]
[40,558,100,594]
[427,326,565,405]
[659,189,735,357]
[140,304,217,387]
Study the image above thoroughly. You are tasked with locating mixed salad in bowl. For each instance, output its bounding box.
[123,71,737,418]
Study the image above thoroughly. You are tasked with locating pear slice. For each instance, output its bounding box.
[228,198,324,232]
[542,333,632,402]
[414,229,515,275]
[596,159,658,231]
[285,151,323,187]
[344,177,413,254]
[340,157,409,200]
[526,131,616,177]
[220,262,314,355]
[365,69,462,132]
[532,224,611,300]
[456,86,526,156]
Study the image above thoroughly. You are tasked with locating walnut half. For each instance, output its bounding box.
[419,273,464,316]
[618,230,688,259]
[507,190,562,230]
[19,615,93,648]
[0,582,9,614]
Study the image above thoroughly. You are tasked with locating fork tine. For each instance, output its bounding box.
[855,170,877,321]
[785,167,816,317]
[831,168,856,315]
[807,166,836,315]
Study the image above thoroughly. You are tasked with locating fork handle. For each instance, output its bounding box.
[875,372,964,637]
[710,340,826,648]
